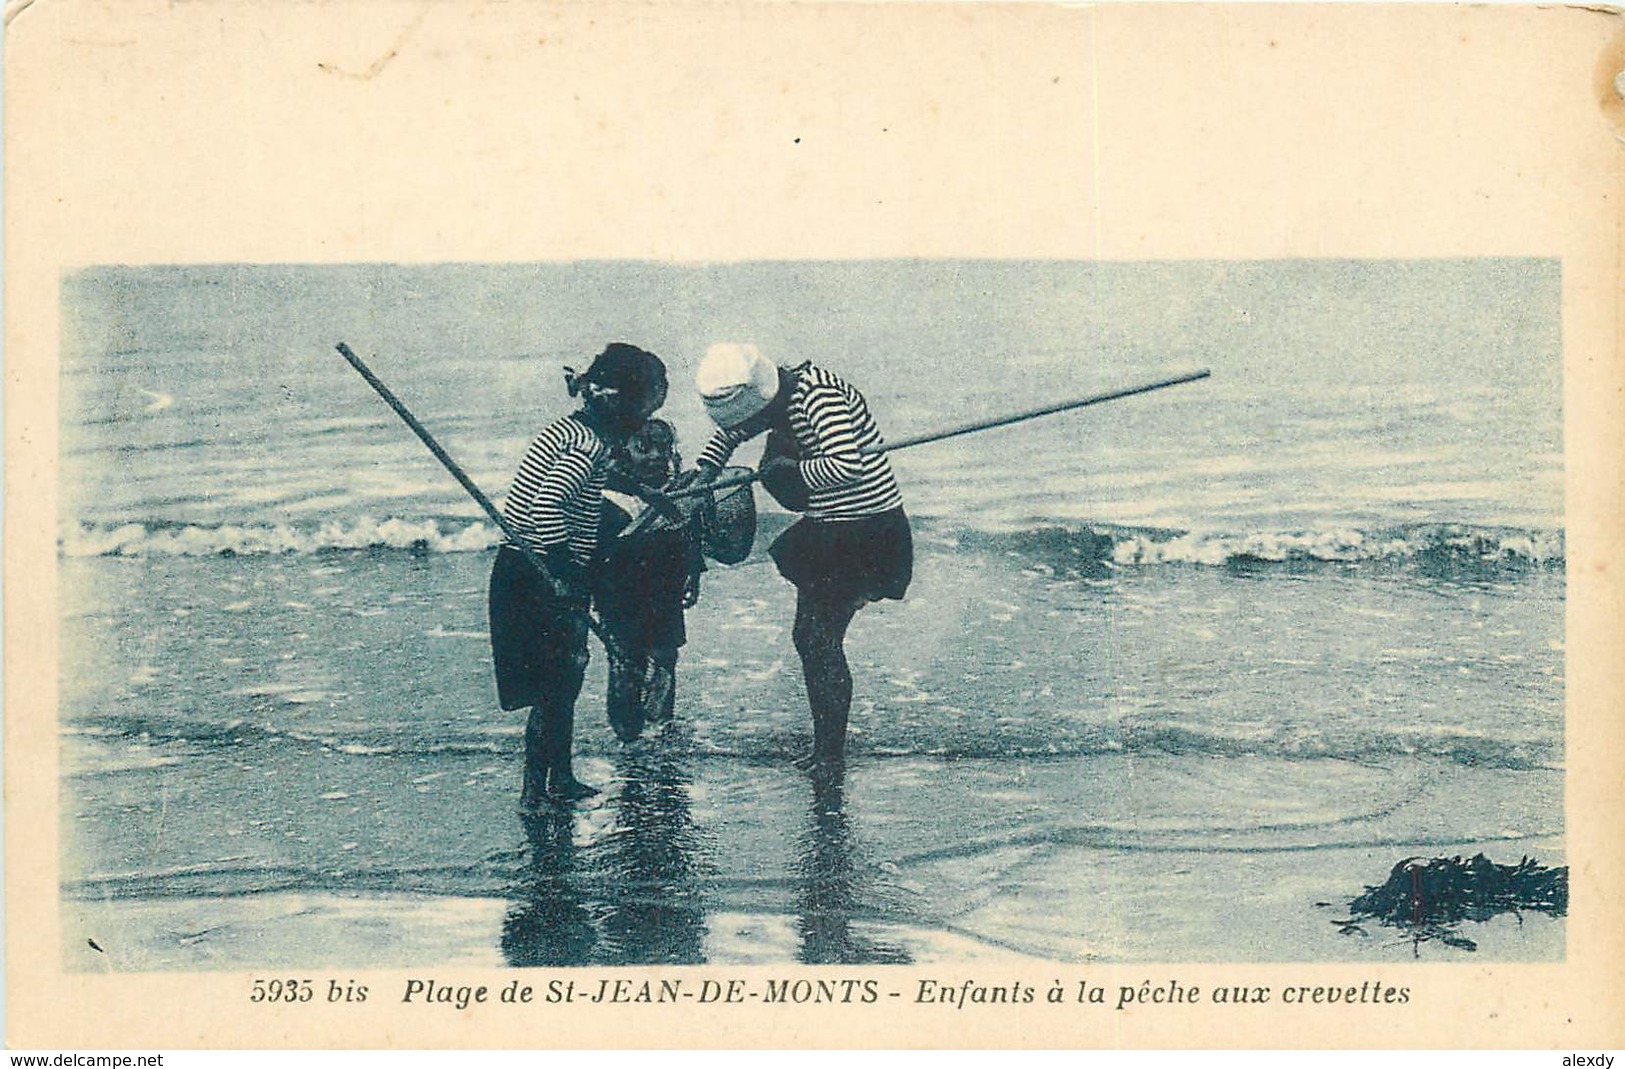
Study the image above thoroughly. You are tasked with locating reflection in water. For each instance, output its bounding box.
[796,770,913,965]
[501,807,599,967]
[501,745,710,966]
[598,748,709,964]
[503,744,916,966]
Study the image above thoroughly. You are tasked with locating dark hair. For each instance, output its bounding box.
[636,418,677,452]
[571,343,668,410]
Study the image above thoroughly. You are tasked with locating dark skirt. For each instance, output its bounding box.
[769,507,913,602]
[488,545,590,711]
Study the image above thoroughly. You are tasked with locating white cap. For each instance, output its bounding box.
[696,342,779,429]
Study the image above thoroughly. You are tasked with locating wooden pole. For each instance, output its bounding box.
[667,367,1212,500]
[334,342,624,657]
[875,368,1211,453]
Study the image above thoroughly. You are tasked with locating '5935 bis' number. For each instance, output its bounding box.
[250,978,314,1003]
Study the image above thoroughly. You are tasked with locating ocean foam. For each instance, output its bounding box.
[62,517,502,558]
[61,516,1564,580]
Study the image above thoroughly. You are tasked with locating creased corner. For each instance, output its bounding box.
[4,0,40,31]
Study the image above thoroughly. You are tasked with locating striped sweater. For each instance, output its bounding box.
[501,413,611,568]
[697,363,903,520]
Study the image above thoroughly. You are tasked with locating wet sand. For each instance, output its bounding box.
[64,739,1564,970]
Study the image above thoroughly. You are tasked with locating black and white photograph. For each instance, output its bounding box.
[7,0,1622,1052]
[56,259,1566,969]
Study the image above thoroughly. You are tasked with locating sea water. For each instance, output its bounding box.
[58,260,1564,966]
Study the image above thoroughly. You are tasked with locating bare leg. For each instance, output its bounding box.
[791,588,864,770]
[606,647,647,743]
[543,700,598,800]
[643,647,678,725]
[521,702,596,804]
[529,614,597,803]
[521,704,551,810]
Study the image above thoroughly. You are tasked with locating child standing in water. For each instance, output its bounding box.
[692,342,912,774]
[594,418,705,743]
[489,343,670,805]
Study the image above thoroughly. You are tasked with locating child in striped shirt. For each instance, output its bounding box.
[489,343,670,806]
[693,343,913,774]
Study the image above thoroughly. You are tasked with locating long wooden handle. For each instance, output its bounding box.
[336,343,513,535]
[873,368,1211,453]
[334,342,623,657]
[666,368,1212,501]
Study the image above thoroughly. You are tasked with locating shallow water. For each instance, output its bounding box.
[61,543,1563,964]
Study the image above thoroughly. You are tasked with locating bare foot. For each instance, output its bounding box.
[546,776,600,801]
[794,751,844,774]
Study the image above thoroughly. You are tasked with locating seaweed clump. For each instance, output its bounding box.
[1335,854,1567,952]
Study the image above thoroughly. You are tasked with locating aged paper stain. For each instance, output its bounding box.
[317,4,429,81]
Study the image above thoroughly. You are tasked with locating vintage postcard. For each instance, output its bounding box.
[6,0,1623,1051]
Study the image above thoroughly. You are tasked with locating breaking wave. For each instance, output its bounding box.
[61,516,503,558]
[61,516,1563,575]
[959,521,1564,577]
